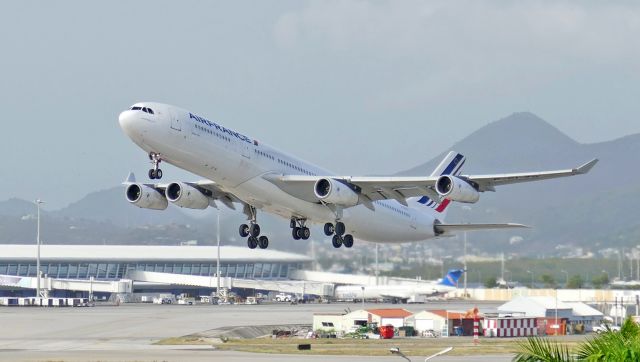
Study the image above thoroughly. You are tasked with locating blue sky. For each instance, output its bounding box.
[1,1,639,208]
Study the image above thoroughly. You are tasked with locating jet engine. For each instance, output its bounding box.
[435,175,480,203]
[314,178,359,206]
[125,183,168,210]
[166,182,209,209]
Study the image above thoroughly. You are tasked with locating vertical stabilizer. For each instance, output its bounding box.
[413,151,466,218]
[439,268,464,287]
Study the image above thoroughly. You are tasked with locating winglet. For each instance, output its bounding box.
[123,172,136,184]
[574,159,598,175]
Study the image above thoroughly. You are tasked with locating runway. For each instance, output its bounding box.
[0,301,510,361]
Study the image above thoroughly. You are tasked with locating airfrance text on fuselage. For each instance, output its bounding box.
[189,113,253,144]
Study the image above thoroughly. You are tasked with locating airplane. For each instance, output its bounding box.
[333,269,464,303]
[118,102,598,250]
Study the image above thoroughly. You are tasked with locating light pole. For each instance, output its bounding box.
[463,231,468,298]
[555,288,559,336]
[35,199,44,299]
[361,286,365,309]
[216,210,221,299]
[561,270,569,288]
[527,270,534,289]
[461,206,472,299]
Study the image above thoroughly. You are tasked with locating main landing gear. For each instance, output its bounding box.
[324,221,354,248]
[290,218,310,240]
[148,152,163,179]
[239,205,269,249]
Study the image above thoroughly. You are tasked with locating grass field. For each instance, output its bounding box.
[157,335,589,357]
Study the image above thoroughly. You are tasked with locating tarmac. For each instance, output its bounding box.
[0,301,511,361]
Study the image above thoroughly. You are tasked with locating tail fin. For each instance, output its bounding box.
[123,172,136,184]
[415,151,466,216]
[438,268,464,287]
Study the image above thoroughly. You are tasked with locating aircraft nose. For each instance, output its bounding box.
[118,110,138,134]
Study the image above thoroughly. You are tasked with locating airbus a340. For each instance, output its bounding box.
[119,102,597,250]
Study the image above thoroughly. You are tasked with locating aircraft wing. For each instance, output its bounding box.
[264,158,598,206]
[462,158,598,192]
[264,174,441,206]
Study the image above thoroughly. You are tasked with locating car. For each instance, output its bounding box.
[275,293,292,302]
[593,323,621,333]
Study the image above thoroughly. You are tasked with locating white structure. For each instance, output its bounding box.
[313,308,412,334]
[484,317,538,337]
[0,244,311,282]
[498,296,604,333]
[565,302,604,332]
[498,296,573,319]
[407,310,448,336]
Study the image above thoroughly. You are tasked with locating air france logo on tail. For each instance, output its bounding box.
[417,152,465,213]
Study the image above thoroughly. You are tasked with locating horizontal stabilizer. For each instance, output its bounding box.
[435,223,529,234]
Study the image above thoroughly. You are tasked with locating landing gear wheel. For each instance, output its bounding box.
[292,227,301,240]
[250,223,261,238]
[247,236,258,249]
[156,169,163,179]
[258,236,269,249]
[301,227,311,240]
[335,222,346,236]
[149,169,156,179]
[332,235,343,248]
[239,224,250,238]
[324,223,335,236]
[343,234,354,248]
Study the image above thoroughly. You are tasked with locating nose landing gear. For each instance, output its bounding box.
[148,152,163,179]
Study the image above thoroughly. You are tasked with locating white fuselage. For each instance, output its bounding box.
[334,283,455,300]
[119,102,438,243]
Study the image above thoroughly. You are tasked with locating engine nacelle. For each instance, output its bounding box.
[314,178,359,206]
[125,183,168,210]
[435,175,480,203]
[166,182,209,209]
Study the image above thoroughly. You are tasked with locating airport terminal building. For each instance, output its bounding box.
[0,244,314,298]
[0,244,311,281]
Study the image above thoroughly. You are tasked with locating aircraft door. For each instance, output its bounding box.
[410,212,417,230]
[169,109,181,131]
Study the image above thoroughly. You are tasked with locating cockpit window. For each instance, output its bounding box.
[131,106,142,111]
[146,108,154,114]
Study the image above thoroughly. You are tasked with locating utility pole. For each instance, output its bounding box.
[35,199,44,299]
[375,243,379,285]
[216,210,221,298]
[463,231,468,298]
[555,288,559,336]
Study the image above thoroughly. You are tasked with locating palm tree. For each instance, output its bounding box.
[513,318,640,362]
[575,317,640,361]
[513,336,574,362]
